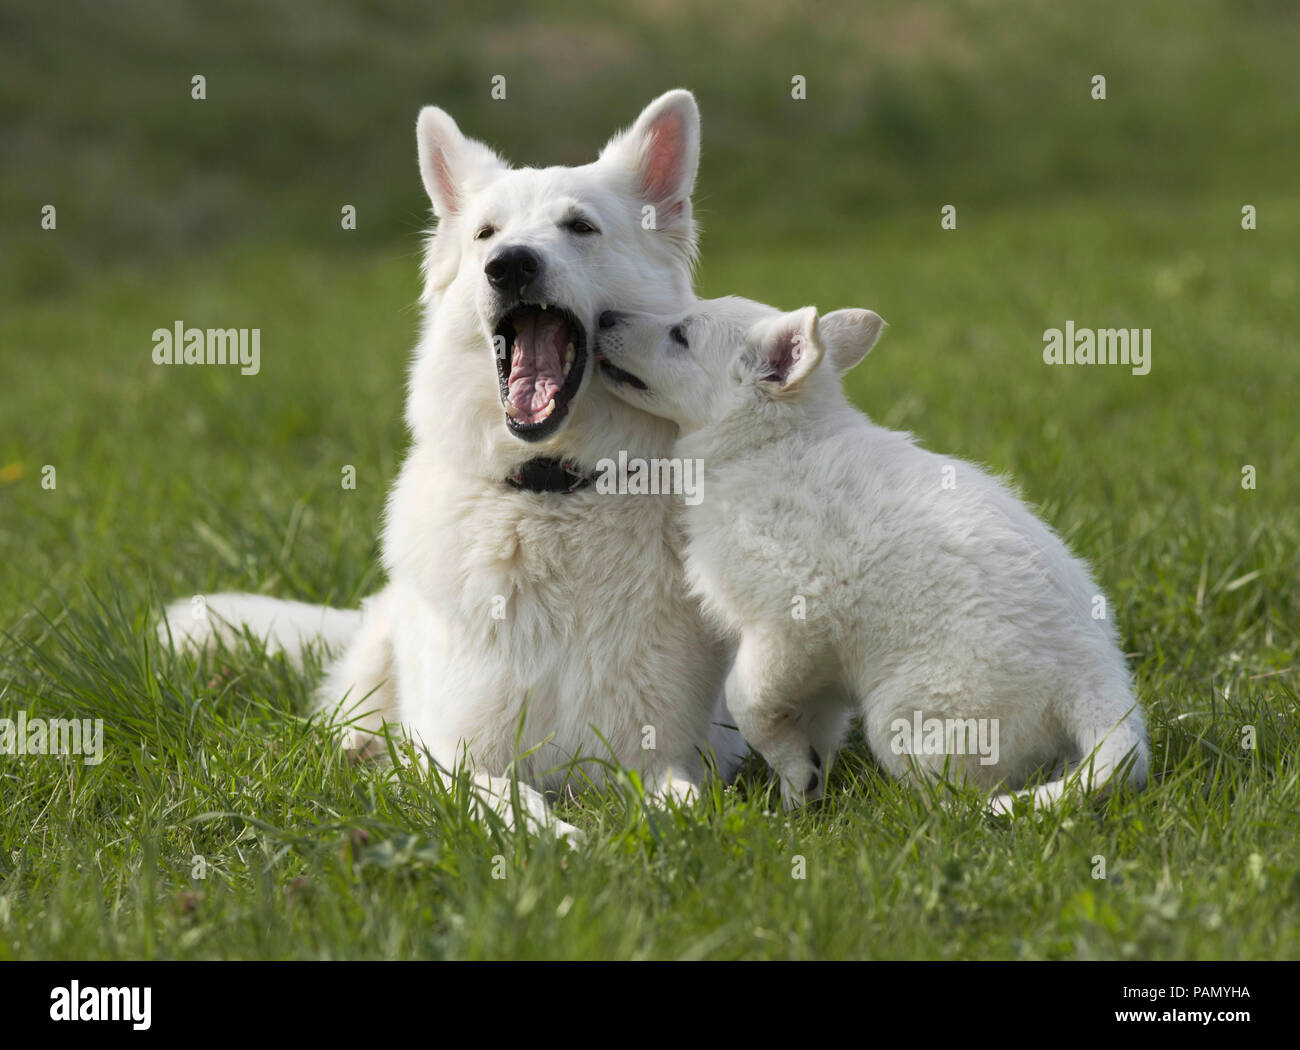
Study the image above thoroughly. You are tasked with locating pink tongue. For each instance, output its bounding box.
[508,312,568,423]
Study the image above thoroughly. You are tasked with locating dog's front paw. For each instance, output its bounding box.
[988,790,1030,816]
[644,768,700,807]
[551,817,586,847]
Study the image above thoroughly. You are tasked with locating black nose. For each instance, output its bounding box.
[485,246,542,293]
[598,310,624,330]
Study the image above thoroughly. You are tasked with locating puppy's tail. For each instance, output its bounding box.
[989,700,1149,814]
[157,592,361,666]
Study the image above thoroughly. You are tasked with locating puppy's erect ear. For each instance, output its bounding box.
[599,90,700,239]
[751,307,824,393]
[819,309,885,373]
[415,106,507,220]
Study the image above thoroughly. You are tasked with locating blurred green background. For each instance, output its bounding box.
[4,0,1298,280]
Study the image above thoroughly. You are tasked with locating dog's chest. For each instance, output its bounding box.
[459,490,679,609]
[388,479,720,767]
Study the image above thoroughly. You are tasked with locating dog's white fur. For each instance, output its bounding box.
[595,296,1149,812]
[161,93,748,842]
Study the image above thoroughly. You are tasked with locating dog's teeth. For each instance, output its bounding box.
[564,344,575,374]
[539,398,556,419]
[540,302,548,311]
[504,402,520,420]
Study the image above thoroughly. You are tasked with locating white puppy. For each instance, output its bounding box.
[594,296,1149,812]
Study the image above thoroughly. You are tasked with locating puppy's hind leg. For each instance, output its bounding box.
[989,693,1149,815]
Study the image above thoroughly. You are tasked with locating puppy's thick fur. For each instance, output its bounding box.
[595,296,1149,812]
[162,94,746,840]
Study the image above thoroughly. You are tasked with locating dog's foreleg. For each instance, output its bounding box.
[704,684,751,783]
[726,633,844,811]
[469,773,586,846]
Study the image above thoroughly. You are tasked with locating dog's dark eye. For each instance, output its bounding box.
[670,324,689,348]
[565,218,598,235]
[475,225,496,241]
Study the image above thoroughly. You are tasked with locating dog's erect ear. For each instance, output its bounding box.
[751,307,824,393]
[819,309,885,373]
[416,106,507,220]
[600,90,701,232]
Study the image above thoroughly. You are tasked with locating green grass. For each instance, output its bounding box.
[3,196,1297,959]
[2,0,1298,959]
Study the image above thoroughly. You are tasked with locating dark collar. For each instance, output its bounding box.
[505,457,593,494]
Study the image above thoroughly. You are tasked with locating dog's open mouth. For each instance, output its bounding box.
[595,354,648,391]
[494,304,587,442]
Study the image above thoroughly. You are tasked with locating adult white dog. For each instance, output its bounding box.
[594,296,1149,813]
[162,92,746,841]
